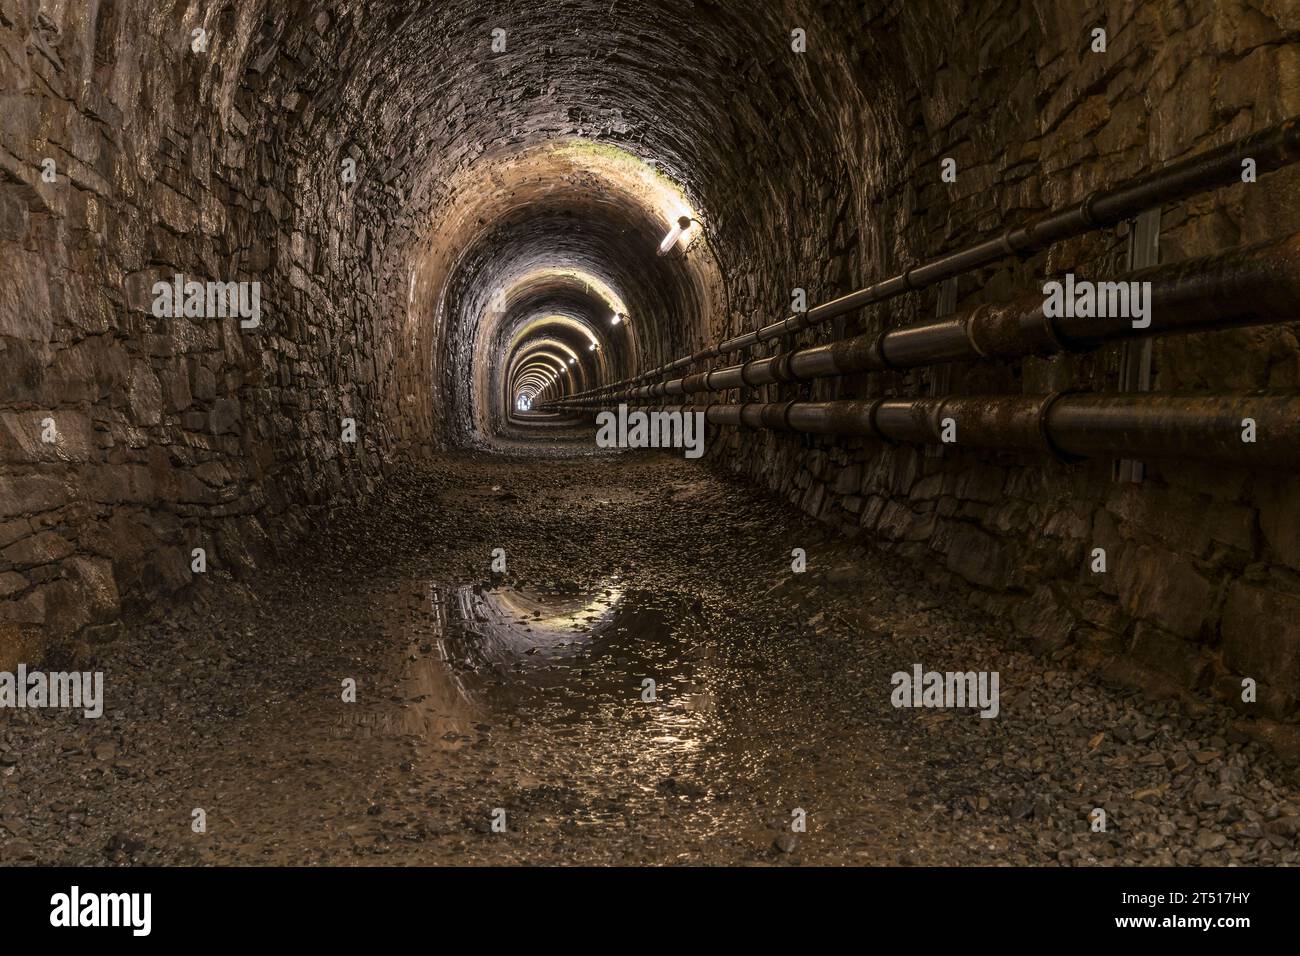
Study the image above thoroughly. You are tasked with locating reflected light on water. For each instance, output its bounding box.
[342,578,719,768]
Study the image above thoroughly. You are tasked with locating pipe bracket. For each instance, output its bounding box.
[866,398,896,444]
[1039,307,1073,353]
[963,307,992,359]
[772,351,797,383]
[1037,390,1086,462]
[870,331,899,371]
[998,227,1023,258]
[1079,190,1104,228]
[901,262,920,290]
[763,400,799,430]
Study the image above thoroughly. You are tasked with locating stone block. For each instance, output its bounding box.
[0,473,68,517]
[0,409,96,462]
[1011,584,1076,651]
[126,360,163,426]
[0,570,25,598]
[1257,475,1300,572]
[1,530,74,567]
[1223,581,1300,698]
[0,620,44,672]
[944,522,1011,589]
[0,245,53,342]
[1115,543,1214,639]
[1129,622,1210,689]
[62,555,120,624]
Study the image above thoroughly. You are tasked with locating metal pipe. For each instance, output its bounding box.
[558,115,1300,402]
[545,233,1300,406]
[558,393,1300,468]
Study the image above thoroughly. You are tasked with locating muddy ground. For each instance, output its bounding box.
[2,448,1298,865]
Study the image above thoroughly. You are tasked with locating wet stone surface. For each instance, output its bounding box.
[1,449,1299,866]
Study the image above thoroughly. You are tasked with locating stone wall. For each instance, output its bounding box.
[0,0,738,660]
[1,0,1297,719]
[0,0,414,660]
[711,0,1300,716]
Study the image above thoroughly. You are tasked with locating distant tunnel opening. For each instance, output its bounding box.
[2,0,1299,728]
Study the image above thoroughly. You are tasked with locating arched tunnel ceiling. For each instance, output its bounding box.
[115,0,878,452]
[425,141,722,441]
[508,338,587,397]
[8,0,1300,873]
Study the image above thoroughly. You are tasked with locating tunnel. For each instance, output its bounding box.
[1,0,1300,892]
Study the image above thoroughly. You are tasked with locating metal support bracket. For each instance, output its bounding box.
[924,277,960,458]
[1114,206,1160,483]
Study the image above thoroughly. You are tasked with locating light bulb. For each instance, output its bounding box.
[657,215,693,255]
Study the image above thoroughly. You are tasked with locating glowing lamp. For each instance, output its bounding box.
[657,216,693,255]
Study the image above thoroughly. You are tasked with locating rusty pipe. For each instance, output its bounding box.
[559,115,1300,402]
[560,393,1300,468]
[545,234,1300,407]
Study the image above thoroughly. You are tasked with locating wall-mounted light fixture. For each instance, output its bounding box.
[657,215,693,256]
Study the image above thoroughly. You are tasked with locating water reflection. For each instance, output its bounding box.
[442,580,629,674]
[350,579,719,761]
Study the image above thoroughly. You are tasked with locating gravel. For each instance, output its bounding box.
[1,449,1297,866]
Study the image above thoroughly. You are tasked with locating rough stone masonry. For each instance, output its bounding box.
[0,0,1298,746]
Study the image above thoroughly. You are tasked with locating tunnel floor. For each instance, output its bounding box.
[2,451,1297,866]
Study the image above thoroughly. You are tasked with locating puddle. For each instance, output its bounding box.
[442,579,630,672]
[345,578,718,758]
[437,579,706,714]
